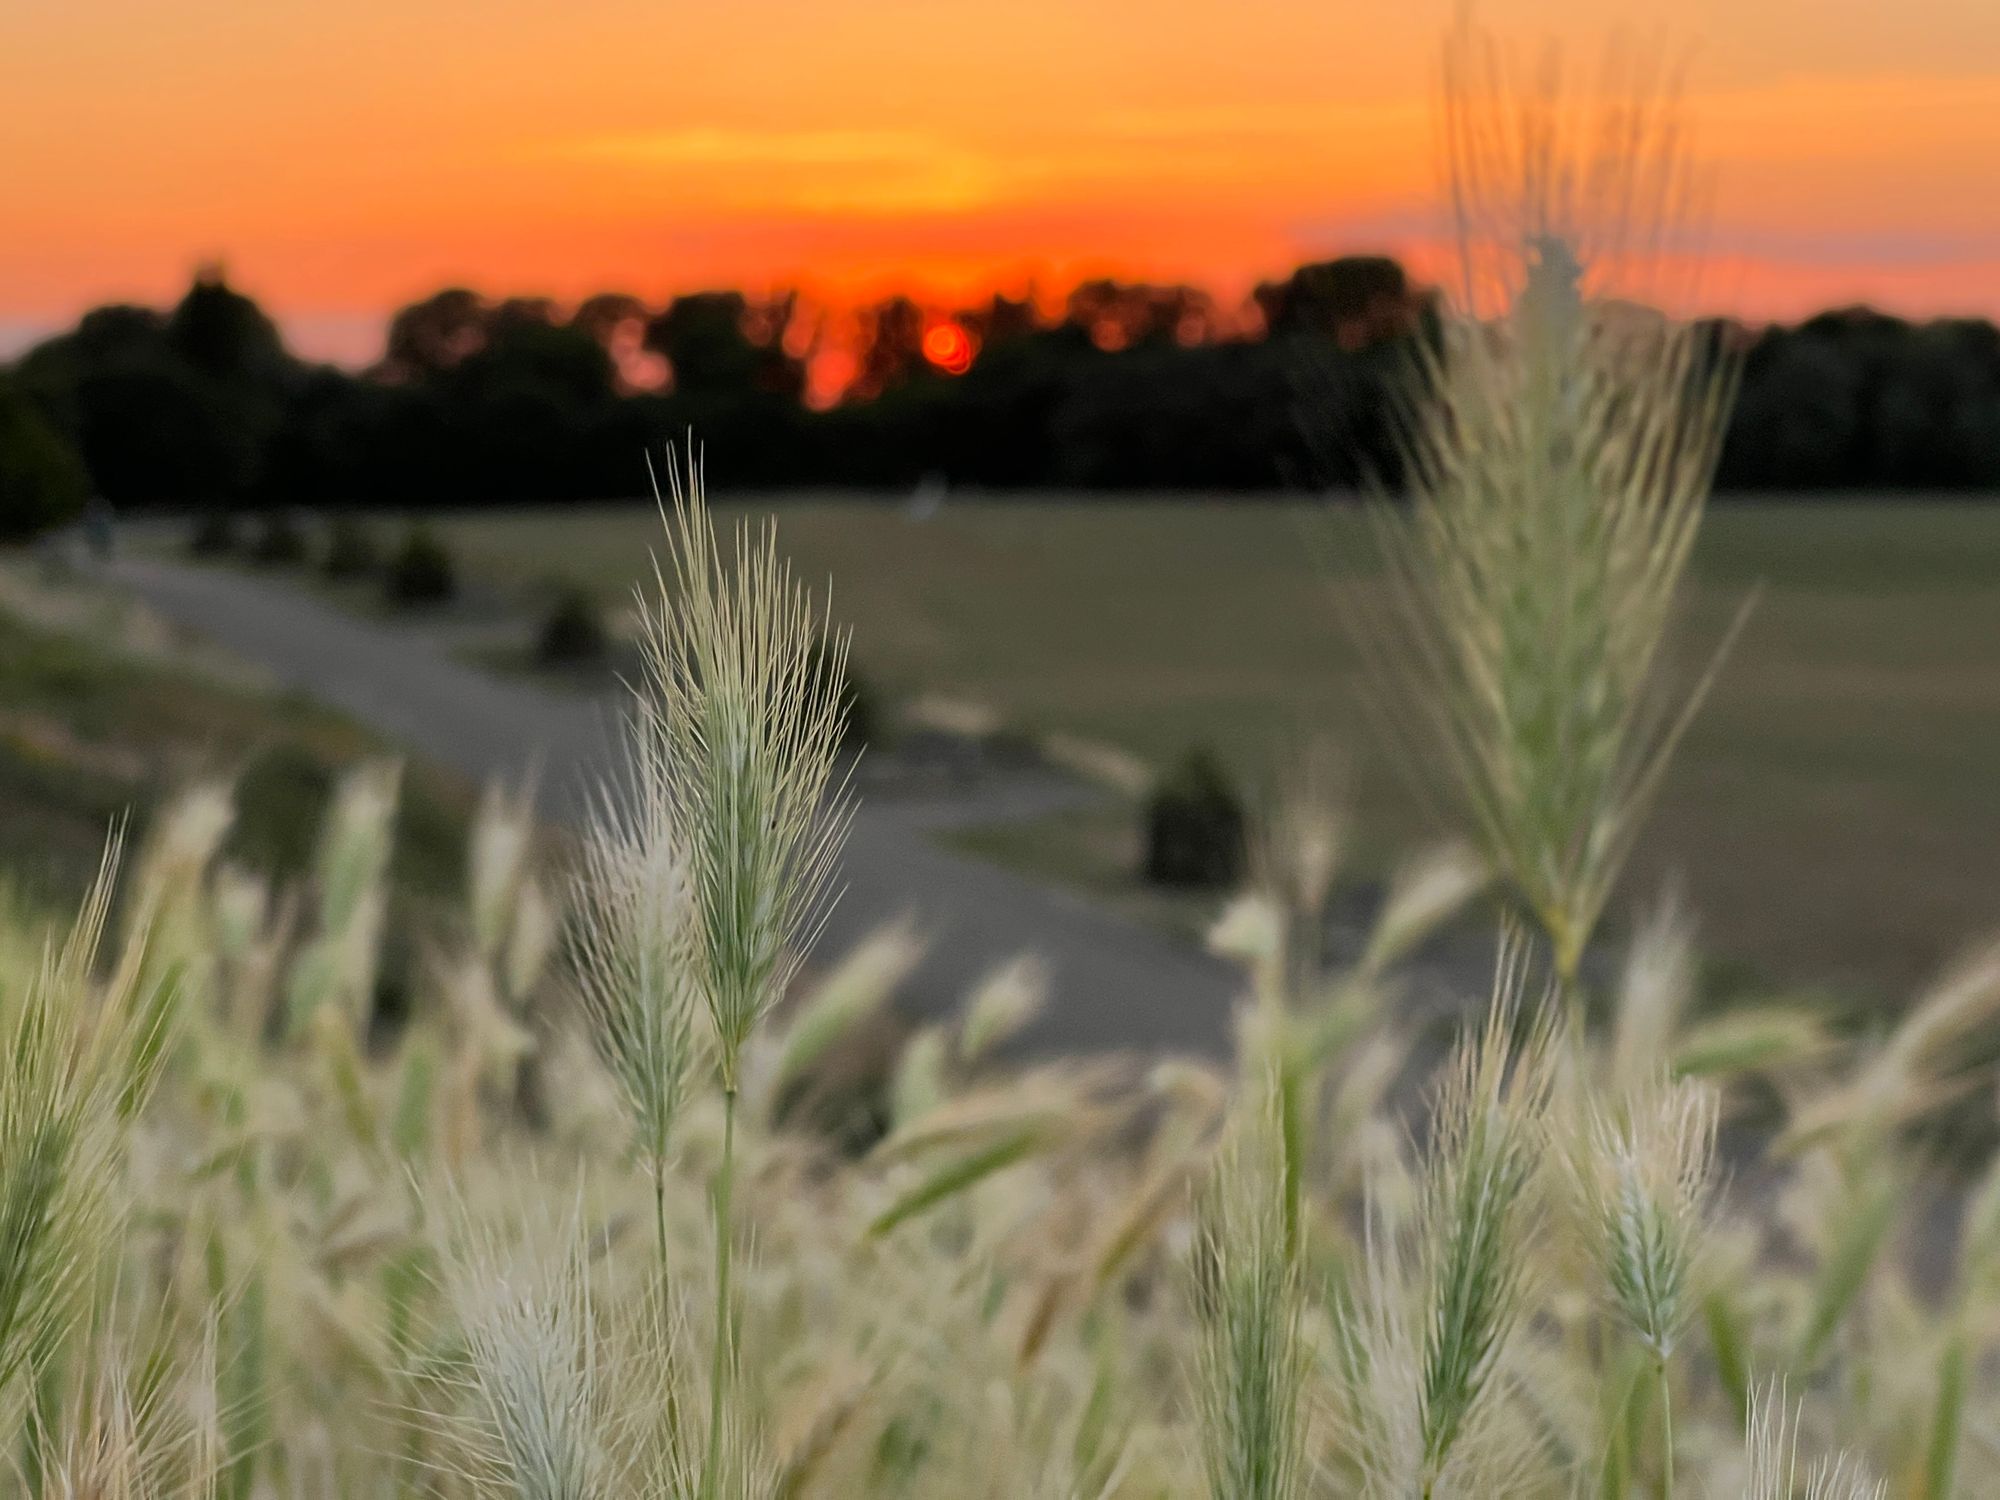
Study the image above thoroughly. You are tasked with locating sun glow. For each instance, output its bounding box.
[921,320,976,375]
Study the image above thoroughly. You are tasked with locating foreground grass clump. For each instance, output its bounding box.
[8,739,1994,1495]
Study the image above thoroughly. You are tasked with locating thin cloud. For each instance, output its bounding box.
[559,126,963,169]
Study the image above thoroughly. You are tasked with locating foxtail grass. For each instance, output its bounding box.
[1410,950,1556,1494]
[571,747,699,1270]
[30,1317,224,1500]
[624,445,853,1500]
[284,760,400,1036]
[0,841,169,1403]
[1192,1067,1306,1500]
[1743,1386,1883,1500]
[1328,945,1556,1499]
[637,446,852,1094]
[1366,31,1744,997]
[1561,1077,1718,1496]
[432,1189,760,1500]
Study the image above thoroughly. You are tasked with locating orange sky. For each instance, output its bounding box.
[5,0,1999,363]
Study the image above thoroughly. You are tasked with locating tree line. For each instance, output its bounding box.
[2,256,1998,536]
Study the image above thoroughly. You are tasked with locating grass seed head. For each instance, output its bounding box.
[571,758,701,1173]
[1367,30,1743,984]
[1192,1065,1307,1500]
[1562,1076,1718,1359]
[637,446,853,1093]
[1743,1385,1883,1500]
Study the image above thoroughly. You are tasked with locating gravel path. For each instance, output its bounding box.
[108,558,1244,1056]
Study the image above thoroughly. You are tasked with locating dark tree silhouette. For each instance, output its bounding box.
[0,373,89,538]
[1065,279,1221,351]
[384,288,488,378]
[645,292,805,401]
[850,296,928,399]
[7,262,1999,507]
[1256,256,1428,347]
[167,266,290,385]
[571,292,649,346]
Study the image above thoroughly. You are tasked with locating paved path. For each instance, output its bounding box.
[109,558,1244,1056]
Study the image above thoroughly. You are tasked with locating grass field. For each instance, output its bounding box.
[415,497,2000,1000]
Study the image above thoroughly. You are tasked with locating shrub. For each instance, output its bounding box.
[247,509,307,565]
[186,510,237,556]
[322,515,379,578]
[535,585,608,665]
[811,634,877,749]
[1143,747,1245,887]
[383,524,455,605]
[0,376,88,541]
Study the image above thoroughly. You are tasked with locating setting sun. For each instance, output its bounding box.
[921,320,976,375]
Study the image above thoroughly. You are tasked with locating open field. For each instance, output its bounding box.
[418,496,2000,1000]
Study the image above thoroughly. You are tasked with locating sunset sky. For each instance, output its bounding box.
[5,0,1999,364]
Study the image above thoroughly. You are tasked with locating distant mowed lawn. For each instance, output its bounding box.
[430,497,2000,1000]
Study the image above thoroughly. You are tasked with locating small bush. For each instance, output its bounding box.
[383,525,456,606]
[187,510,237,556]
[247,510,307,565]
[322,516,379,578]
[535,586,609,665]
[1143,748,1245,888]
[811,636,878,750]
